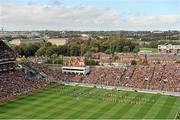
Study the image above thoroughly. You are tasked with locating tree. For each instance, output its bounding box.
[26,43,41,56]
[84,51,92,59]
[17,56,27,64]
[123,46,130,53]
[19,43,28,57]
[80,44,87,56]
[149,41,158,48]
[133,46,140,53]
[85,59,98,65]
[12,45,22,57]
[46,45,58,57]
[90,47,99,53]
[100,41,109,52]
[131,60,137,65]
[69,43,80,56]
[36,47,47,56]
[11,34,138,58]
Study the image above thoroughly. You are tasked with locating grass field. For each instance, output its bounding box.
[140,47,158,53]
[0,85,179,119]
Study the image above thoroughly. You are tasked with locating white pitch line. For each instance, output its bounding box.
[174,106,180,119]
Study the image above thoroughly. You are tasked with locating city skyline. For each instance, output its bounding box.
[0,0,180,31]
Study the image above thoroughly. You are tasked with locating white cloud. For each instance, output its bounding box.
[0,3,180,30]
[0,3,121,30]
[128,15,180,25]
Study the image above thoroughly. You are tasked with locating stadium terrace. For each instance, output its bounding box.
[0,40,180,102]
[0,41,48,102]
[0,40,180,119]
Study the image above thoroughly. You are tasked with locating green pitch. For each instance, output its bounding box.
[0,85,179,119]
[140,47,158,53]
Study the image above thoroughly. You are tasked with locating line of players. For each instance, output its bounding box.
[57,85,156,105]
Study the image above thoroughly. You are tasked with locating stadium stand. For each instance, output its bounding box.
[23,60,180,93]
[0,41,48,102]
[59,64,180,92]
[1,39,179,101]
[0,41,16,72]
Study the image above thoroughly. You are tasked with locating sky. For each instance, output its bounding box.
[0,0,180,31]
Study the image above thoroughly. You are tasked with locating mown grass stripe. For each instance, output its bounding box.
[1,85,179,119]
[111,93,145,119]
[143,95,167,119]
[87,92,132,119]
[133,94,160,118]
[167,98,180,119]
[0,86,58,108]
[87,103,115,119]
[0,95,61,118]
[39,87,94,119]
[48,87,114,119]
[20,86,83,118]
[75,90,115,118]
[64,88,105,119]
[107,92,135,119]
[99,92,132,119]
[24,96,72,118]
[120,93,146,118]
[155,96,177,119]
[0,85,78,118]
[100,92,130,118]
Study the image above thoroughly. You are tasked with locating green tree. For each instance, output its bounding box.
[123,46,130,53]
[84,51,92,59]
[46,45,58,57]
[131,60,137,65]
[133,46,140,53]
[36,47,47,56]
[85,59,98,65]
[80,44,87,56]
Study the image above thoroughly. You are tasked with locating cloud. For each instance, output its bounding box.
[128,15,180,26]
[0,3,180,30]
[0,3,121,30]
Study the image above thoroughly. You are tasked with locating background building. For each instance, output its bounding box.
[158,44,180,54]
[62,57,90,75]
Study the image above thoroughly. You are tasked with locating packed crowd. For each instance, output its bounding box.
[64,57,85,67]
[0,50,15,61]
[22,61,59,78]
[148,54,180,60]
[0,41,49,101]
[148,54,180,63]
[0,41,15,60]
[0,70,48,101]
[21,61,180,92]
[60,64,180,92]
[0,63,16,72]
